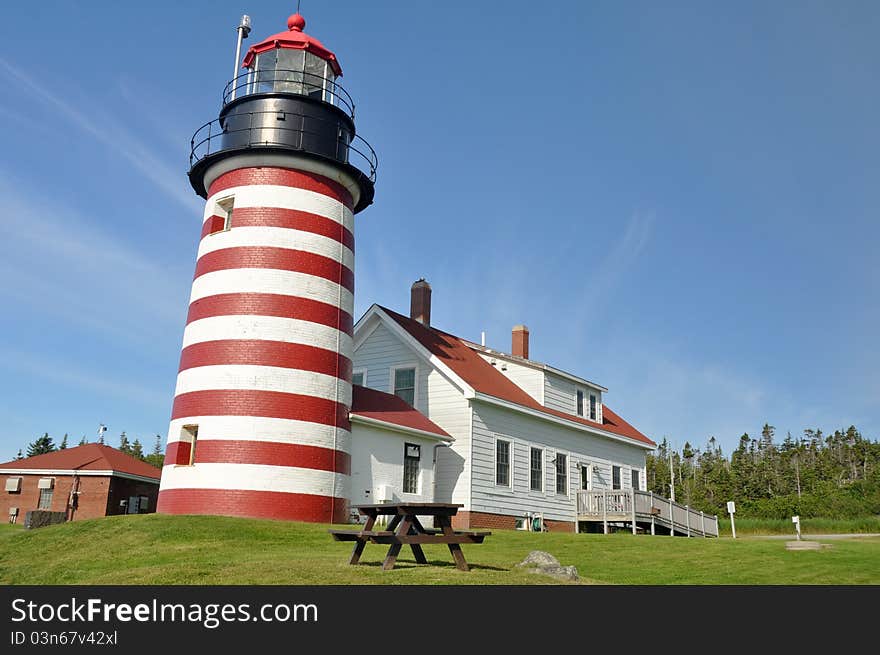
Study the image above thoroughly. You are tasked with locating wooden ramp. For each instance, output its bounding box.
[576,490,719,537]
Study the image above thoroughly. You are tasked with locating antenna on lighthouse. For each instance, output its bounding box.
[229,14,252,101]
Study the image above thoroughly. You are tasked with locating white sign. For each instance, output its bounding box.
[792,515,800,523]
[726,501,736,514]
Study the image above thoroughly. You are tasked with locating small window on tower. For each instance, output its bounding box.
[176,425,199,466]
[217,197,234,232]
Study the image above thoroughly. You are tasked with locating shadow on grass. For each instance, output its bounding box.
[353,558,509,572]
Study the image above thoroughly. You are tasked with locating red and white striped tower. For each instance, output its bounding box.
[157,11,376,523]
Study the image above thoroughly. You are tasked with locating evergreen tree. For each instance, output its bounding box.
[118,431,131,455]
[131,439,145,460]
[145,434,164,469]
[60,433,68,450]
[78,435,88,446]
[26,433,56,457]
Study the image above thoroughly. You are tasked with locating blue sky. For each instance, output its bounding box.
[0,1,877,459]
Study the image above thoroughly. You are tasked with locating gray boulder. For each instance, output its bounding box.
[516,550,561,569]
[517,550,579,581]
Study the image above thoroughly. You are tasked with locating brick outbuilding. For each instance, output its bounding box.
[1,444,161,524]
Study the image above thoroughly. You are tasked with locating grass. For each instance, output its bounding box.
[717,516,880,536]
[1,514,879,585]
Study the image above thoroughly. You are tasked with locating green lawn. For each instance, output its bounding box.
[1,514,878,585]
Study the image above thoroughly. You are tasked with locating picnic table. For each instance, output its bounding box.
[329,502,490,571]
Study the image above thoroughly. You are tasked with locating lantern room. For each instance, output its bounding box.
[226,13,348,111]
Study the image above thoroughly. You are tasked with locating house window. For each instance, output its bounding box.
[555,453,567,494]
[176,425,198,466]
[589,394,597,421]
[403,443,420,494]
[352,370,365,387]
[393,367,416,406]
[38,488,53,510]
[631,469,640,491]
[580,464,592,490]
[529,447,543,492]
[612,465,621,490]
[576,390,584,416]
[496,439,511,487]
[139,496,150,512]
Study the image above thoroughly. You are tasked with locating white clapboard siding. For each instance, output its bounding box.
[352,321,472,505]
[470,401,647,522]
[477,354,544,403]
[543,372,577,415]
[349,422,436,506]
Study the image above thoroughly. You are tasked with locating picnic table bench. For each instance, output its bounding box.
[329,502,490,571]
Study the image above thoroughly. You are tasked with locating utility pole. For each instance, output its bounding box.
[668,448,676,502]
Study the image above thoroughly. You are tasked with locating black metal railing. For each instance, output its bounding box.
[189,109,377,183]
[222,69,356,119]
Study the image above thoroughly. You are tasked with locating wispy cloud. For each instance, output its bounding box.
[0,175,189,346]
[0,58,200,215]
[0,348,167,410]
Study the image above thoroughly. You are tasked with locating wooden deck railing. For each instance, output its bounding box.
[576,489,718,537]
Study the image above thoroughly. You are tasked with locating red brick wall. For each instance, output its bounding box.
[0,473,158,523]
[452,510,575,532]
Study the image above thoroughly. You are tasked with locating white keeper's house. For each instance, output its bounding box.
[348,280,656,532]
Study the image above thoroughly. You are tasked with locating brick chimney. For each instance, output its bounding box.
[512,324,529,359]
[410,279,432,326]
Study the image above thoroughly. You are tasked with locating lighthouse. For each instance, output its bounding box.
[157,11,376,523]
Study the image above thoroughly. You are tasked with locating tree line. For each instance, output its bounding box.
[15,431,165,470]
[646,424,880,519]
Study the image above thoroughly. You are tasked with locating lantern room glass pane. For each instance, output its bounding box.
[304,52,325,100]
[275,49,305,94]
[254,51,277,93]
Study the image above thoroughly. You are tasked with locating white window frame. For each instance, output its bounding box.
[554,450,569,496]
[402,442,421,495]
[612,464,622,490]
[213,195,235,234]
[493,435,513,489]
[631,468,641,491]
[390,363,419,409]
[580,463,593,491]
[352,368,367,387]
[528,445,544,493]
[589,393,598,421]
[576,389,585,417]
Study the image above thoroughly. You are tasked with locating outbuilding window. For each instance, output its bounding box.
[38,488,53,510]
[612,465,621,490]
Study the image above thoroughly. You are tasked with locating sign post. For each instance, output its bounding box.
[727,501,737,539]
[792,515,801,541]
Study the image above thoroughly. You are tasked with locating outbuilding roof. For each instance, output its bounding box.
[0,443,162,481]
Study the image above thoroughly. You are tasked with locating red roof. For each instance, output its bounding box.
[378,306,656,447]
[351,385,451,439]
[242,13,343,76]
[0,444,162,481]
